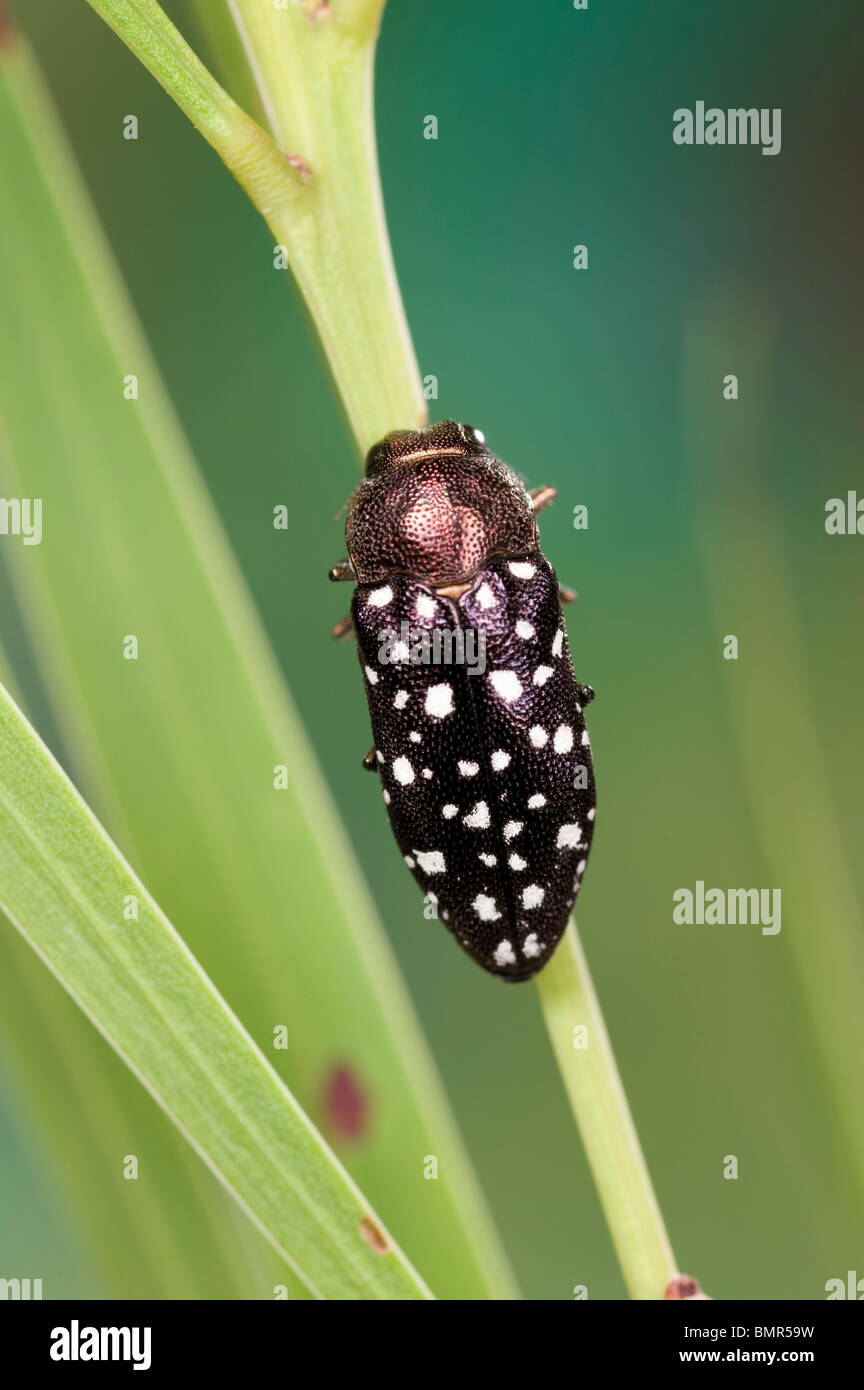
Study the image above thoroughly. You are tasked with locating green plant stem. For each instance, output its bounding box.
[536,922,677,1299]
[86,0,425,452]
[226,0,425,451]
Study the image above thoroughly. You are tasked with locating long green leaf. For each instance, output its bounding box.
[0,679,431,1300]
[0,30,513,1298]
[0,629,299,1301]
[0,925,303,1300]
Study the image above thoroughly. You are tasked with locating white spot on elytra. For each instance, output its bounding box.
[442,803,458,818]
[479,852,497,866]
[581,729,591,747]
[394,690,409,710]
[587,807,596,821]
[382,790,390,804]
[552,629,564,658]
[474,894,501,922]
[557,823,582,849]
[415,593,437,618]
[489,670,523,703]
[515,619,535,639]
[491,749,511,771]
[508,853,527,870]
[463,800,490,829]
[523,933,542,959]
[414,849,445,874]
[533,665,553,687]
[529,725,548,747]
[392,640,410,662]
[523,884,545,909]
[576,858,587,875]
[476,582,497,610]
[425,682,454,719]
[367,585,392,608]
[527,793,546,809]
[458,760,479,777]
[554,724,573,754]
[392,757,414,785]
[508,561,536,579]
[364,665,379,685]
[404,855,415,868]
[493,939,516,966]
[503,820,523,840]
[376,751,384,763]
[409,731,421,743]
[422,768,433,779]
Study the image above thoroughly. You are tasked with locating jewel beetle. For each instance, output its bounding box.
[329,420,596,981]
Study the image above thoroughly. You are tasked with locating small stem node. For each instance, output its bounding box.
[665,1274,711,1301]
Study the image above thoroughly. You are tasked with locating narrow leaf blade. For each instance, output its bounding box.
[0,680,432,1301]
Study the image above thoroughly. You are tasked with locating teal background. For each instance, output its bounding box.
[2,0,862,1299]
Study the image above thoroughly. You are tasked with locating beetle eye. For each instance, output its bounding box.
[465,424,486,446]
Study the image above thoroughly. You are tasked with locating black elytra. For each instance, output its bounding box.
[330,421,596,981]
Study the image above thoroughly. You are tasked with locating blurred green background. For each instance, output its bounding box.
[1,0,862,1299]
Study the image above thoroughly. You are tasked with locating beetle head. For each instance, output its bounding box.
[347,421,536,587]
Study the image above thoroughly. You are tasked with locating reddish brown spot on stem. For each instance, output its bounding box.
[322,1064,369,1141]
[288,153,314,182]
[665,1273,711,1300]
[0,2,14,52]
[359,1216,390,1254]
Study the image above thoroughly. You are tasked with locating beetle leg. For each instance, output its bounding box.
[558,583,577,604]
[362,746,379,773]
[576,682,595,706]
[529,484,557,514]
[331,614,354,640]
[329,558,355,583]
